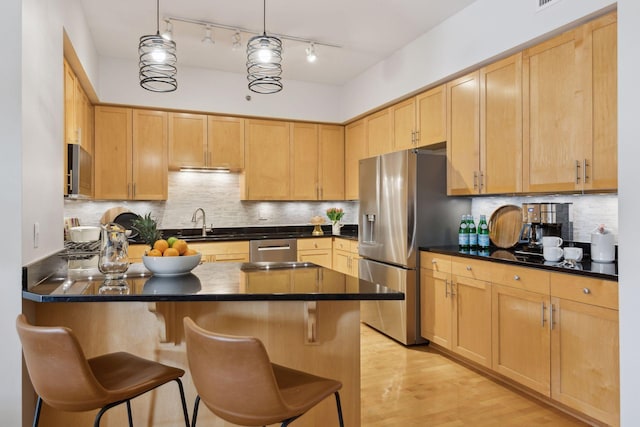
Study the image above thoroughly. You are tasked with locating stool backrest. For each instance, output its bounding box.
[183,317,289,425]
[16,314,109,411]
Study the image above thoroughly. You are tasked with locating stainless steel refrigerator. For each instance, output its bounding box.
[359,150,470,345]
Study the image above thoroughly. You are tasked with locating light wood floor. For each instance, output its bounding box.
[360,323,588,427]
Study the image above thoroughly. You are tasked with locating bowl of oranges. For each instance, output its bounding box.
[142,237,202,276]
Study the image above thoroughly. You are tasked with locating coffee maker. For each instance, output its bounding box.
[521,203,573,249]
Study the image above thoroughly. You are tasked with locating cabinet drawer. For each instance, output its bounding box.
[333,237,358,253]
[550,273,618,310]
[420,252,451,274]
[189,241,249,256]
[297,237,332,251]
[451,256,491,281]
[491,264,550,294]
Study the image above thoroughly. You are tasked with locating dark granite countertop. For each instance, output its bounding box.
[22,260,403,303]
[421,243,618,281]
[130,225,359,244]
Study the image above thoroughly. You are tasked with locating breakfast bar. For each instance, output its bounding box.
[22,260,403,427]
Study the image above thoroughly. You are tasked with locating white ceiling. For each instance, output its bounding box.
[79,0,477,86]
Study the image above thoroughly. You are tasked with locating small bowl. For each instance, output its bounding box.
[142,253,202,276]
[69,226,101,242]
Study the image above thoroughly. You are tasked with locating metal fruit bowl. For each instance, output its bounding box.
[142,253,202,276]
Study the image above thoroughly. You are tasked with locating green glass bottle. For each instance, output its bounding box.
[468,215,477,248]
[478,214,490,249]
[458,214,469,249]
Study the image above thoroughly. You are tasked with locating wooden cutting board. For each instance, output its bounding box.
[488,205,523,248]
[100,206,130,225]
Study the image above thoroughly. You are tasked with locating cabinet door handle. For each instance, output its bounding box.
[473,171,478,190]
[415,130,420,144]
[513,275,520,281]
[411,131,415,145]
[466,265,472,271]
[575,160,581,184]
[541,302,546,327]
[133,183,136,198]
[583,287,591,294]
[479,171,484,191]
[445,279,450,298]
[550,303,556,330]
[583,159,589,184]
[450,282,456,296]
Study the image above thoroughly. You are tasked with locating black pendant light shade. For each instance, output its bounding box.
[246,33,283,94]
[139,0,177,92]
[246,0,283,94]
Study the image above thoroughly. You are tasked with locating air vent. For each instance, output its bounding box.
[537,0,562,12]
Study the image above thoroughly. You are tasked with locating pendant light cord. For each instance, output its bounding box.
[156,0,160,33]
[263,0,266,35]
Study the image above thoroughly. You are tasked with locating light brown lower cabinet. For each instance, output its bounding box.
[420,254,492,368]
[420,251,619,426]
[332,238,360,278]
[297,238,332,269]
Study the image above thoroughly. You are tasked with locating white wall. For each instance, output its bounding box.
[340,0,616,120]
[616,1,638,424]
[1,0,23,424]
[98,56,344,123]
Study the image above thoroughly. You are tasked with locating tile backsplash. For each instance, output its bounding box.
[64,172,359,231]
[471,194,618,243]
[64,172,617,244]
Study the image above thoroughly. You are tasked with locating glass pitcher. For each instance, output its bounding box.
[98,223,129,280]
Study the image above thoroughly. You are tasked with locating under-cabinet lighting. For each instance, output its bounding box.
[179,167,230,173]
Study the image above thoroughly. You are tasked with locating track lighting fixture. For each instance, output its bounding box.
[138,0,177,92]
[161,19,173,40]
[306,42,317,63]
[202,25,215,45]
[232,31,242,51]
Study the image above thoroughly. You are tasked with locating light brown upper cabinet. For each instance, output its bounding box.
[242,119,290,200]
[392,98,417,151]
[94,107,168,200]
[318,124,345,200]
[447,54,523,195]
[208,115,245,170]
[367,108,393,157]
[416,84,447,148]
[523,12,617,193]
[587,12,617,191]
[168,113,207,170]
[345,118,367,200]
[446,71,480,195]
[64,59,94,197]
[291,122,320,200]
[168,114,244,171]
[480,53,523,194]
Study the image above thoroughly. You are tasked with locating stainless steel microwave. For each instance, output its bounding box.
[66,144,92,198]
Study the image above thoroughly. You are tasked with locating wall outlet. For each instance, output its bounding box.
[33,222,39,248]
[258,209,268,221]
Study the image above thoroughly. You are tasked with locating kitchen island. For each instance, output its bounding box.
[22,260,402,427]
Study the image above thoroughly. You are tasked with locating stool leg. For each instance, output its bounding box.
[192,395,201,427]
[174,378,190,427]
[32,396,43,427]
[126,400,133,426]
[334,392,344,427]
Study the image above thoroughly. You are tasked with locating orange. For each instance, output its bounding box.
[147,249,162,257]
[163,247,179,257]
[173,239,188,255]
[184,248,198,256]
[153,239,169,254]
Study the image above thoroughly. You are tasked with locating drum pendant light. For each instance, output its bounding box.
[246,0,283,94]
[139,0,177,92]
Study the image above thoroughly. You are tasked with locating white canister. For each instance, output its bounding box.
[590,225,616,263]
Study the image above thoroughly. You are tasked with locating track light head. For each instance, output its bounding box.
[306,42,317,63]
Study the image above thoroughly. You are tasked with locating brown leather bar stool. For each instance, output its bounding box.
[16,314,190,427]
[183,317,344,427]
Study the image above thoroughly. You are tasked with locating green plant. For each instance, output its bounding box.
[326,207,344,222]
[131,213,162,247]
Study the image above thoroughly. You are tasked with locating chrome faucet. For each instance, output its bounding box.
[191,208,209,236]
